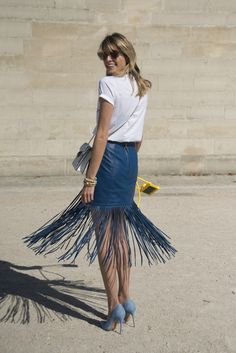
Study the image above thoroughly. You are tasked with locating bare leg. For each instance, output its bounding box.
[96,219,119,316]
[116,217,131,304]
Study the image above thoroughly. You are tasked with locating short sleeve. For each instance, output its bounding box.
[98,78,115,106]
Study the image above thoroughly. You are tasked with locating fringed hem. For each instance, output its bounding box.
[23,191,177,266]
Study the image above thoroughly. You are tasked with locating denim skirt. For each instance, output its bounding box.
[92,140,138,207]
[23,140,177,266]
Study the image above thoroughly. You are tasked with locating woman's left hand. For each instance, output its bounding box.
[81,186,95,204]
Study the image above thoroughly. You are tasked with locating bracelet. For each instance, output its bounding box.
[83,177,97,187]
[85,177,97,182]
[84,182,96,187]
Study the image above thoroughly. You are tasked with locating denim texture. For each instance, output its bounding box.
[92,141,138,207]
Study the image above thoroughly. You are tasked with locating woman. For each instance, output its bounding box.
[24,33,177,333]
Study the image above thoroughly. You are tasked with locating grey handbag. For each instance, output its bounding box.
[72,135,94,174]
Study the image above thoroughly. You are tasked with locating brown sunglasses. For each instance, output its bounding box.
[98,50,121,61]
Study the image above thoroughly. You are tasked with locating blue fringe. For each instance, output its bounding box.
[23,192,177,266]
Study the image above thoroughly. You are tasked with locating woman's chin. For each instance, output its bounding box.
[106,68,116,76]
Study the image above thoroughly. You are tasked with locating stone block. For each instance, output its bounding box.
[18,118,45,139]
[150,89,233,108]
[183,42,236,59]
[182,42,214,58]
[0,6,49,20]
[152,12,226,26]
[101,26,136,43]
[205,155,236,175]
[148,91,174,107]
[24,38,72,57]
[19,118,66,140]
[0,38,24,55]
[0,88,33,105]
[141,139,171,156]
[171,91,235,107]
[214,139,236,154]
[164,0,188,11]
[180,155,206,176]
[27,72,98,89]
[187,106,224,120]
[32,22,78,39]
[194,76,229,90]
[125,0,161,11]
[149,43,182,59]
[45,138,82,156]
[24,55,102,74]
[190,27,236,44]
[138,156,181,175]
[143,120,170,139]
[145,119,236,139]
[158,75,194,91]
[0,21,32,38]
[44,139,67,156]
[32,88,96,108]
[0,119,20,139]
[126,11,153,26]
[0,157,66,177]
[144,59,214,75]
[43,107,95,122]
[170,138,214,155]
[227,14,236,26]
[136,26,190,44]
[147,107,187,120]
[144,119,188,139]
[0,0,54,7]
[225,106,236,119]
[0,105,43,120]
[164,0,210,12]
[63,119,95,139]
[0,72,30,88]
[32,22,102,39]
[23,55,70,73]
[69,56,103,74]
[0,139,28,156]
[0,6,92,22]
[47,7,92,22]
[27,140,48,156]
[209,0,236,12]
[55,0,86,9]
[32,88,77,106]
[187,121,236,138]
[0,55,24,71]
[85,0,123,11]
[71,37,100,57]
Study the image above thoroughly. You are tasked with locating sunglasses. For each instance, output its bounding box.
[98,50,121,61]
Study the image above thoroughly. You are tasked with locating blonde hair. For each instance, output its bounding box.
[97,32,152,97]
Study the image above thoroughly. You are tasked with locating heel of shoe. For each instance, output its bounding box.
[101,304,125,333]
[118,319,123,334]
[124,312,135,327]
[122,299,136,326]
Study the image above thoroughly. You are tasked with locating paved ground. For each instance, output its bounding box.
[0,175,236,353]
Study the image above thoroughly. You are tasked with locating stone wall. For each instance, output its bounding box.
[0,0,236,176]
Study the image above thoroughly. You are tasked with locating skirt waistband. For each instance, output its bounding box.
[107,140,136,147]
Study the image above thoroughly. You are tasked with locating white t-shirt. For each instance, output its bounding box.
[93,74,148,142]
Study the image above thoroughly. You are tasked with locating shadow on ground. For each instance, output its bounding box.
[0,260,106,327]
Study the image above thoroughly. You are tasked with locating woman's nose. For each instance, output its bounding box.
[105,55,113,61]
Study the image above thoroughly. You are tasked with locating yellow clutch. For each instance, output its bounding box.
[136,177,160,207]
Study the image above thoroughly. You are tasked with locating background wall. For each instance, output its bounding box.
[0,0,236,176]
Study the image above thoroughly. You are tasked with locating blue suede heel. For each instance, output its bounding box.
[122,299,136,327]
[101,304,125,334]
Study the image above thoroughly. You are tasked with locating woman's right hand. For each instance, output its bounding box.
[81,185,95,204]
